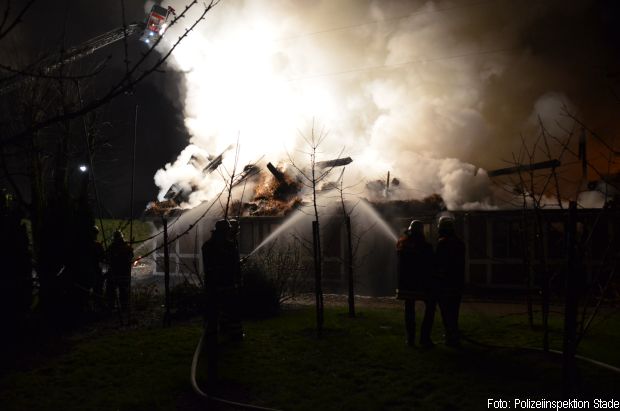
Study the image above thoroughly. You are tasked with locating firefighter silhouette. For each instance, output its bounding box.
[201,219,244,386]
[396,220,436,347]
[202,219,244,341]
[435,216,465,347]
[105,230,133,311]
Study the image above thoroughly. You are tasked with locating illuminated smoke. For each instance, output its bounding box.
[151,0,610,210]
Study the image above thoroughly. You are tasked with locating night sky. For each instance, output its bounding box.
[2,0,190,217]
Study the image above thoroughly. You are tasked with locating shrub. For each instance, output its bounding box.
[240,262,280,318]
[170,281,204,319]
[131,283,160,312]
[248,239,309,304]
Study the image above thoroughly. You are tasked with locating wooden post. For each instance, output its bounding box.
[163,216,171,326]
[562,201,579,396]
[345,216,355,318]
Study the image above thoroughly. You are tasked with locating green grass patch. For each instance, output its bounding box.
[458,303,620,367]
[0,325,203,410]
[20,218,153,250]
[97,219,154,247]
[1,305,618,410]
[218,306,620,410]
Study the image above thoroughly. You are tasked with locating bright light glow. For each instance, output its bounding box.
[154,2,501,210]
[79,164,88,173]
[170,18,342,169]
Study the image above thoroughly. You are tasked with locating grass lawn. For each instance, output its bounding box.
[1,303,618,410]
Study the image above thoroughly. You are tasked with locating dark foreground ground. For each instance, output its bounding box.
[1,297,618,410]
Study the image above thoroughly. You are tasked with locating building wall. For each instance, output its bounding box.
[150,209,619,295]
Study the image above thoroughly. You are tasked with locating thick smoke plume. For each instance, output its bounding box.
[151,0,618,210]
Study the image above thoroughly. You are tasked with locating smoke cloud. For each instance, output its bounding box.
[152,0,618,210]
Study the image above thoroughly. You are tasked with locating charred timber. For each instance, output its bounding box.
[266,162,286,184]
[202,154,223,174]
[202,145,233,174]
[232,164,260,187]
[163,183,191,204]
[316,157,353,169]
[145,200,182,217]
[164,183,182,200]
[488,159,561,177]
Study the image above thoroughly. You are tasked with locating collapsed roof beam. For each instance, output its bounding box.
[316,157,353,169]
[488,159,561,177]
[266,162,286,184]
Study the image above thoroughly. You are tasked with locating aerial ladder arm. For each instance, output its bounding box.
[44,23,145,73]
[0,22,145,95]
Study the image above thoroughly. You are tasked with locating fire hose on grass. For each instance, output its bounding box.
[190,330,282,411]
[188,330,620,410]
[189,249,281,410]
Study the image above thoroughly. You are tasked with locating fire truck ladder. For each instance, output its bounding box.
[0,22,145,95]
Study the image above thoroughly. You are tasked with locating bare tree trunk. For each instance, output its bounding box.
[223,140,239,219]
[286,123,339,336]
[562,201,579,397]
[311,146,324,336]
[29,134,44,255]
[163,216,171,326]
[515,153,535,330]
[345,216,355,318]
[312,220,324,336]
[535,209,550,352]
[521,209,534,328]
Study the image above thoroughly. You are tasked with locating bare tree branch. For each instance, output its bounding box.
[1,0,220,148]
[0,0,35,41]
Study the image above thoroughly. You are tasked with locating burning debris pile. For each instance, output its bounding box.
[145,199,179,215]
[242,162,303,216]
[149,156,306,216]
[149,150,363,216]
[148,146,458,218]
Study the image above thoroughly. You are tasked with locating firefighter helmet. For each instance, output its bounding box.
[229,218,239,235]
[438,216,455,234]
[214,219,231,233]
[407,220,424,235]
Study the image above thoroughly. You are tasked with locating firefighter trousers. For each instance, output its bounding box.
[405,297,436,345]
